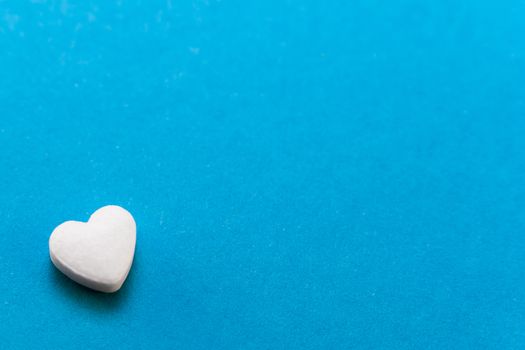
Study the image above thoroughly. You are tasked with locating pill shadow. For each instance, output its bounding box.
[49,254,138,313]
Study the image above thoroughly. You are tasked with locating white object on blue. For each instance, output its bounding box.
[49,205,136,293]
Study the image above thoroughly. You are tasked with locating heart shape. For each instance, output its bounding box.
[49,205,136,293]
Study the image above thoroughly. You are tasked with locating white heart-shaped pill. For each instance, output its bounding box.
[49,205,136,293]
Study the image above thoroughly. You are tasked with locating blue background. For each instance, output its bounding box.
[0,1,524,349]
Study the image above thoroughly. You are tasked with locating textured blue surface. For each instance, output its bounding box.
[1,1,525,349]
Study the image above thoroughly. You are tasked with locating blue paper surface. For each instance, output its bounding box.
[0,1,524,348]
